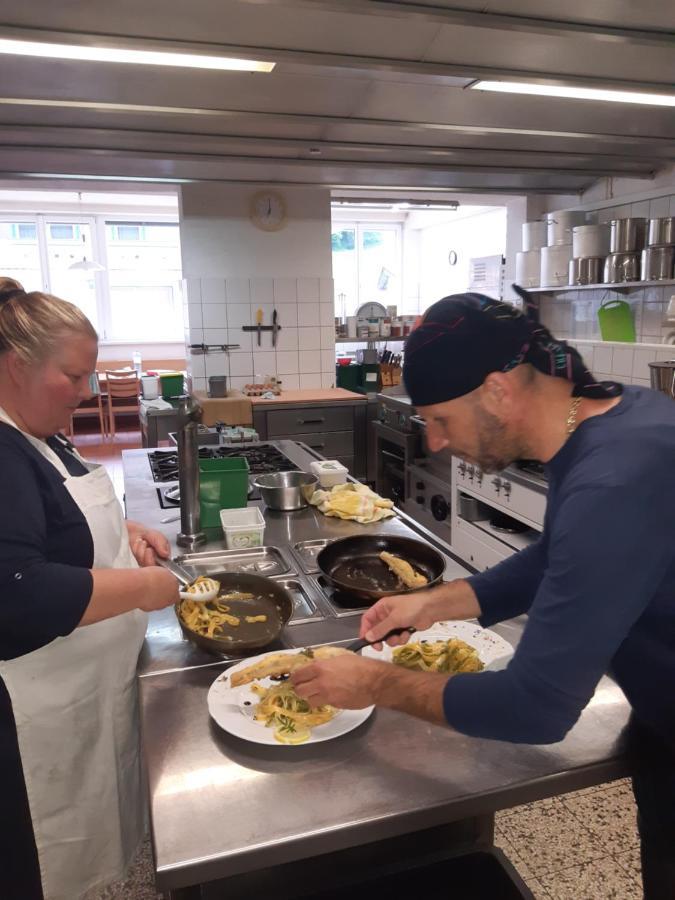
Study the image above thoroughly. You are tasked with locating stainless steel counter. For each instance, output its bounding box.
[124,444,631,897]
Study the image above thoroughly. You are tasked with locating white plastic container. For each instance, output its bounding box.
[140,375,160,400]
[219,507,266,549]
[546,211,585,246]
[309,459,348,488]
[521,221,546,251]
[515,249,541,287]
[541,244,573,286]
[572,224,610,259]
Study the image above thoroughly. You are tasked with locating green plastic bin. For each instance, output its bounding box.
[198,457,250,528]
[160,372,185,399]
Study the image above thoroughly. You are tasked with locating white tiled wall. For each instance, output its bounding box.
[183,277,336,393]
[568,339,675,387]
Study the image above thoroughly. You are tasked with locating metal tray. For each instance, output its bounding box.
[271,579,324,624]
[175,546,295,578]
[291,539,332,574]
[310,575,371,619]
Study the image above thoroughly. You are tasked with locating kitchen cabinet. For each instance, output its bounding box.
[252,393,367,478]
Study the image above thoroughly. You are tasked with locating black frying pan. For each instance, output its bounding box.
[317,534,445,602]
[175,572,293,658]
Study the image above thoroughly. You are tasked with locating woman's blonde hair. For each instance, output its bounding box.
[0,277,98,363]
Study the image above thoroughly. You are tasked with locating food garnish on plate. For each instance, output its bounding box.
[250,680,337,744]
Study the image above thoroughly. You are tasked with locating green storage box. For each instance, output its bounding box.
[336,363,361,392]
[160,372,185,399]
[198,457,250,528]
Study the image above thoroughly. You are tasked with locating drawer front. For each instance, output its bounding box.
[274,431,354,457]
[267,406,353,436]
[452,521,515,572]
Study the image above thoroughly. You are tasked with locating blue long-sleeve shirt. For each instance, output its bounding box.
[443,386,675,746]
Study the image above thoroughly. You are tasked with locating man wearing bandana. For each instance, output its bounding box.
[293,289,675,899]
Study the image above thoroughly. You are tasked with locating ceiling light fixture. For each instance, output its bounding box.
[332,199,459,211]
[0,38,275,72]
[469,80,675,107]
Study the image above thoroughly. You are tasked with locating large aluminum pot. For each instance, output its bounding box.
[522,221,547,251]
[641,246,675,281]
[648,360,675,400]
[648,217,675,247]
[604,252,640,283]
[569,257,603,286]
[540,244,572,286]
[572,224,610,259]
[546,210,585,246]
[609,217,647,253]
[253,470,318,510]
[515,249,541,287]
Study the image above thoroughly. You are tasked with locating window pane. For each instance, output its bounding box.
[0,221,42,291]
[359,228,400,308]
[331,227,357,317]
[45,221,99,329]
[105,222,183,341]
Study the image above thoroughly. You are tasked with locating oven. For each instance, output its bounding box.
[373,394,423,506]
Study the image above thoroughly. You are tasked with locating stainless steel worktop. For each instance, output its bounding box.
[124,443,631,896]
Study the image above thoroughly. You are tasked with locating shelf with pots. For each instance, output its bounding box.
[526,279,675,295]
[335,336,407,343]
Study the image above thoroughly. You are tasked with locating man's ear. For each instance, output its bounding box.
[480,372,514,416]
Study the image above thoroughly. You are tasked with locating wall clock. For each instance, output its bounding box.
[249,191,287,232]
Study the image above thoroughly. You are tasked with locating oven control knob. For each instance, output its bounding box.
[475,469,483,486]
[430,495,449,521]
[458,461,467,476]
[467,465,475,481]
[416,495,424,504]
[502,480,512,498]
[491,477,502,493]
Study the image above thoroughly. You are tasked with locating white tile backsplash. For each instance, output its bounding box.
[226,303,252,328]
[319,277,334,303]
[276,351,299,374]
[202,328,228,344]
[228,375,249,391]
[299,372,322,389]
[192,376,207,393]
[200,277,226,304]
[225,278,250,303]
[632,346,657,379]
[187,351,206,379]
[320,326,335,350]
[280,373,300,390]
[321,349,336,371]
[320,303,335,326]
[228,354,253,377]
[202,304,228,329]
[298,327,321,351]
[321,372,336,389]
[250,278,274,305]
[297,277,319,303]
[275,326,299,351]
[185,278,202,305]
[273,277,297,303]
[187,304,203,329]
[253,351,277,376]
[611,345,634,377]
[204,352,230,377]
[276,303,298,327]
[593,345,613,373]
[297,304,320,327]
[299,350,321,373]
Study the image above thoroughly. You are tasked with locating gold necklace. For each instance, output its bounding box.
[566,396,583,435]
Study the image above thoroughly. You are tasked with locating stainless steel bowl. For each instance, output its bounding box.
[604,251,640,284]
[641,246,675,281]
[253,471,318,510]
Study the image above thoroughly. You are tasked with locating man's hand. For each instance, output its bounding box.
[292,654,389,709]
[360,579,482,650]
[127,521,170,567]
[291,653,449,726]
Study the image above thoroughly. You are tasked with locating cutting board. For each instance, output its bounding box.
[597,298,636,343]
[192,390,253,426]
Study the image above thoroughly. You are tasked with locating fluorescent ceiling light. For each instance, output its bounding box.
[0,38,275,72]
[332,199,459,211]
[19,173,194,184]
[470,80,675,107]
[0,97,241,117]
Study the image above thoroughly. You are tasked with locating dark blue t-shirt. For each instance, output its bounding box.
[443,386,675,746]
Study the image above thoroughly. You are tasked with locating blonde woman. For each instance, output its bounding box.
[0,278,179,900]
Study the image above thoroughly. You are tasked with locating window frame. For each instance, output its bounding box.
[331,220,402,313]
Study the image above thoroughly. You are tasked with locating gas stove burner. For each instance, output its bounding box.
[147,444,298,483]
[316,575,371,610]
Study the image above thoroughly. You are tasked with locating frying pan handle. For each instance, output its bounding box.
[345,626,417,653]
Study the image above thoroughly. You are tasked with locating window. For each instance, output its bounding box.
[0,214,183,342]
[331,223,401,316]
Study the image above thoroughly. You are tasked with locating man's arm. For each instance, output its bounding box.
[468,537,547,626]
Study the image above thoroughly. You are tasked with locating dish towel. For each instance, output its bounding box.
[309,482,395,523]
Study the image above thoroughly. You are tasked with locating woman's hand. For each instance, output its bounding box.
[127,521,170,567]
[136,567,181,612]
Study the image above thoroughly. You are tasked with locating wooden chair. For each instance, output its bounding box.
[105,370,140,440]
[67,374,107,441]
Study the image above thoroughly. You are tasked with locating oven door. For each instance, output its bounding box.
[373,421,420,504]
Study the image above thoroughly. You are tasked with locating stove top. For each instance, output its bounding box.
[316,575,372,612]
[147,443,298,483]
[513,459,548,484]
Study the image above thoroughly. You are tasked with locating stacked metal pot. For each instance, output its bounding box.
[515,220,547,288]
[641,218,675,282]
[569,222,610,285]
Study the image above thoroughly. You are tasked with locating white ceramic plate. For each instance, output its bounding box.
[361,621,514,671]
[208,647,375,745]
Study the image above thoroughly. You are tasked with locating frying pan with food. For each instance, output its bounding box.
[317,534,445,603]
[175,572,293,657]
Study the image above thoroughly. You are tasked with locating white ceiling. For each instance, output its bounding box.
[0,0,672,194]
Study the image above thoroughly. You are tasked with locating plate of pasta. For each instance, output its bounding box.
[362,621,513,673]
[208,647,375,745]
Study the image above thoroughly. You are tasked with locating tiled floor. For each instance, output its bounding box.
[74,432,643,900]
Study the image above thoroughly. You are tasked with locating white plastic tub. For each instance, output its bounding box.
[310,459,349,488]
[219,507,266,549]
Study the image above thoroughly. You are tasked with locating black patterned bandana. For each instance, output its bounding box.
[403,286,622,407]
